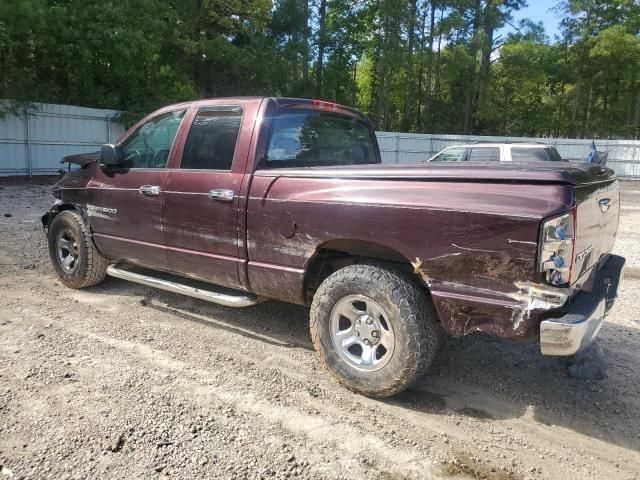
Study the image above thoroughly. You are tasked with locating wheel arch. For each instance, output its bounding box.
[41,203,87,233]
[303,238,431,303]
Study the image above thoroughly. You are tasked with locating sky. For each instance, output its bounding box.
[501,0,564,40]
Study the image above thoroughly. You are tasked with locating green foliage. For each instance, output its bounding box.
[1,0,639,137]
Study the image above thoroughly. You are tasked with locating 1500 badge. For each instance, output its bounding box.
[87,205,117,215]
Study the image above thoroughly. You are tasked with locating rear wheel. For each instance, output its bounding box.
[310,263,440,398]
[48,210,108,288]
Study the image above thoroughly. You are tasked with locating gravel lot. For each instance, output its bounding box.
[1,176,639,480]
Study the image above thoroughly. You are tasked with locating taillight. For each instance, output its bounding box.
[539,209,576,286]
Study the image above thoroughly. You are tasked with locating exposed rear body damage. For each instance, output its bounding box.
[248,172,568,339]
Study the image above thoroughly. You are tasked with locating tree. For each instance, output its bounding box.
[2,0,640,138]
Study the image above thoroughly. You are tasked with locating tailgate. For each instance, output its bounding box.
[572,179,620,282]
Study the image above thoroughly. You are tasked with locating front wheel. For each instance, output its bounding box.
[48,210,108,289]
[310,263,440,398]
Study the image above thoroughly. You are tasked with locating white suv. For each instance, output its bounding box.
[427,143,565,163]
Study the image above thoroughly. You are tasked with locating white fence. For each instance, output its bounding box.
[377,132,640,177]
[0,101,125,176]
[2,101,640,177]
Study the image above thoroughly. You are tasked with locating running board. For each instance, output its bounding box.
[106,265,263,308]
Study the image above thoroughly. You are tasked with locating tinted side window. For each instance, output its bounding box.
[468,147,500,161]
[431,147,467,162]
[180,108,242,170]
[265,110,377,168]
[122,110,185,168]
[511,147,549,162]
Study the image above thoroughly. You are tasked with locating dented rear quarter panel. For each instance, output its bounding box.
[246,172,574,340]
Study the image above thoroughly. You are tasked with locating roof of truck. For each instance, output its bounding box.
[164,96,353,106]
[160,97,367,118]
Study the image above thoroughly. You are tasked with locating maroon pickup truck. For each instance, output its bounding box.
[42,97,625,397]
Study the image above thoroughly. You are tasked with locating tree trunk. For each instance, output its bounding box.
[402,0,418,131]
[476,0,497,131]
[555,82,565,138]
[352,63,357,106]
[315,0,327,98]
[463,0,482,135]
[570,77,583,138]
[634,91,640,139]
[370,51,381,128]
[415,4,429,131]
[584,80,594,137]
[422,1,436,132]
[569,4,592,137]
[384,73,392,130]
[370,24,384,129]
[610,74,621,137]
[429,6,444,132]
[301,0,310,91]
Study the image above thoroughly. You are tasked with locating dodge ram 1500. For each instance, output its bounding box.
[42,97,625,397]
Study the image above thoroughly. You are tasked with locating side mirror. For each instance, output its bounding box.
[100,144,124,166]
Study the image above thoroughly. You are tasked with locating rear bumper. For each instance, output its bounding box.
[540,254,625,356]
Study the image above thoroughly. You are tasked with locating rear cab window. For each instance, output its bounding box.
[263,107,379,168]
[546,147,564,162]
[431,147,468,162]
[510,147,550,162]
[467,147,500,162]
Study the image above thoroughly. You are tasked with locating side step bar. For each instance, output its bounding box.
[106,265,263,308]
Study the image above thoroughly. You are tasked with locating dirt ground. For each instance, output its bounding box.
[0,176,639,480]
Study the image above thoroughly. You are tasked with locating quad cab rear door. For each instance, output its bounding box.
[162,99,261,290]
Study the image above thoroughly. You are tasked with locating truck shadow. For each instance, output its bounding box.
[90,277,640,454]
[390,330,640,454]
[148,299,315,351]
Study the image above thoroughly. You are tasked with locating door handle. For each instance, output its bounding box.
[138,185,161,196]
[208,189,234,202]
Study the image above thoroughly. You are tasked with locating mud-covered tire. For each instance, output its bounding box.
[310,263,440,398]
[47,210,108,289]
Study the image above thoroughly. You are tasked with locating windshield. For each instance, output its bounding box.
[264,109,379,168]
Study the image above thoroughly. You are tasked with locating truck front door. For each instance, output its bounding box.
[88,109,186,269]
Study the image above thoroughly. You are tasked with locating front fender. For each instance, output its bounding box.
[41,202,88,235]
